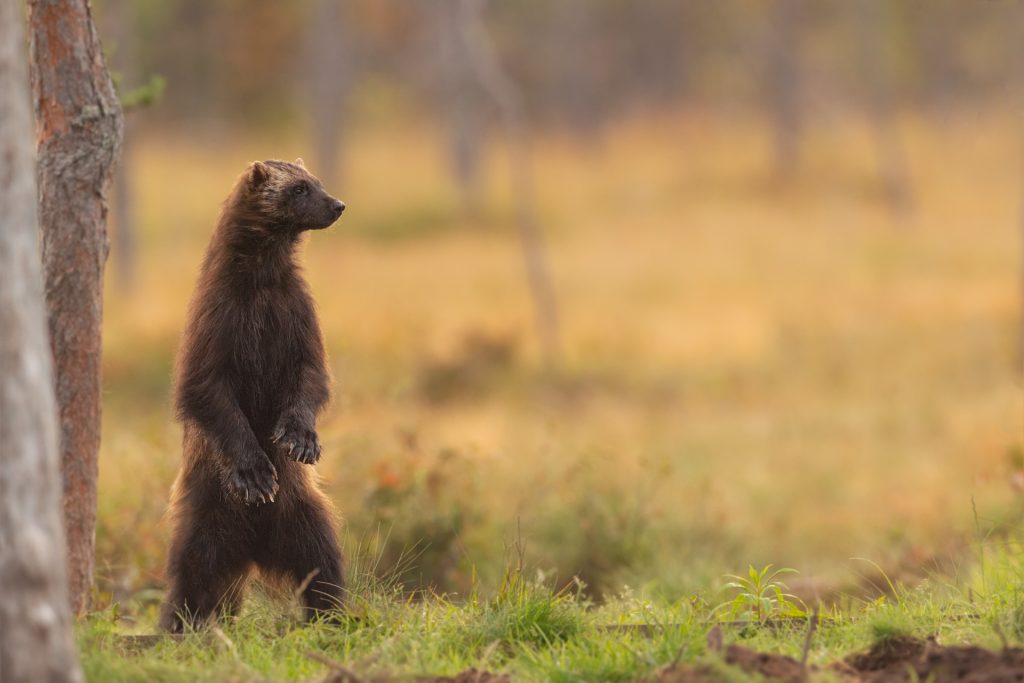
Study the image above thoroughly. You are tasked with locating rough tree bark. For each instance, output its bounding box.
[0,0,84,678]
[27,0,124,616]
[458,0,562,366]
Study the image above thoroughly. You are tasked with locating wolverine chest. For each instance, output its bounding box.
[228,289,318,406]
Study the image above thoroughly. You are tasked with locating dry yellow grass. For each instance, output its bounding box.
[97,107,1022,602]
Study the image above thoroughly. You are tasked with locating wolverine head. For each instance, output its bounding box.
[245,158,345,231]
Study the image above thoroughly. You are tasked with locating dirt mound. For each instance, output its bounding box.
[652,645,807,682]
[844,637,1024,683]
[647,663,725,682]
[844,635,928,673]
[723,645,807,682]
[654,636,1024,682]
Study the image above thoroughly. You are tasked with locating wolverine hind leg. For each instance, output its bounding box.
[160,501,254,632]
[258,485,344,621]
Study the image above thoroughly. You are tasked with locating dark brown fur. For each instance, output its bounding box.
[160,159,346,632]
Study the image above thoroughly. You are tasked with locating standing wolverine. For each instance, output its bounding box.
[161,159,346,632]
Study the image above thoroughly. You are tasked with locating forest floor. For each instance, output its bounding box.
[85,107,1024,680]
[80,542,1024,681]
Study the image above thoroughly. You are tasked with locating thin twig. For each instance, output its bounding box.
[799,609,819,676]
[306,650,365,683]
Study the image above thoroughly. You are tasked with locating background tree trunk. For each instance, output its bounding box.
[0,0,83,678]
[112,117,136,290]
[546,0,602,138]
[433,0,485,215]
[1017,2,1024,382]
[27,0,124,616]
[108,0,138,291]
[765,0,802,179]
[856,1,914,216]
[307,0,350,190]
[458,0,562,367]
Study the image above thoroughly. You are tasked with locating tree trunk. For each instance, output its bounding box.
[856,1,913,216]
[1017,2,1024,382]
[547,0,602,137]
[765,0,802,179]
[0,0,84,678]
[434,0,485,215]
[113,117,136,290]
[458,0,562,367]
[107,0,138,291]
[307,0,349,190]
[27,0,124,616]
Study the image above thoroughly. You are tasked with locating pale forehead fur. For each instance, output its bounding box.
[256,160,313,193]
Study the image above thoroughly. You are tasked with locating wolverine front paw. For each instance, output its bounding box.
[271,418,321,465]
[227,452,279,505]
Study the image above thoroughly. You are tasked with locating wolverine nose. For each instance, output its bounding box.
[331,200,345,218]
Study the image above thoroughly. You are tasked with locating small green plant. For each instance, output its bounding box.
[717,564,806,622]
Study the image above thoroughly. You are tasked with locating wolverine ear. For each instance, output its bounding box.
[249,161,270,187]
[294,157,306,169]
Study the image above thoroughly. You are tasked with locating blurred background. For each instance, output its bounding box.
[91,0,1023,614]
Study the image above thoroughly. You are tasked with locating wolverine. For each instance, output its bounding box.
[160,158,345,632]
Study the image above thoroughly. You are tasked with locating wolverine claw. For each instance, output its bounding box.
[274,419,322,465]
[229,452,279,506]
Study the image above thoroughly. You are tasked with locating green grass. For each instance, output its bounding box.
[79,539,1024,681]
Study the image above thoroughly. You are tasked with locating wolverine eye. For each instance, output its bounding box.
[293,182,308,196]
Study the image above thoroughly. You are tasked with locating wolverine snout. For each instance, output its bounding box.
[330,199,345,219]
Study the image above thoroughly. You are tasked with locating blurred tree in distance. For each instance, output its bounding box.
[458,0,562,367]
[107,0,166,292]
[89,1,1022,186]
[431,0,486,215]
[307,0,352,189]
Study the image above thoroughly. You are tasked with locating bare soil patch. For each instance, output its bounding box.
[652,645,807,683]
[842,636,1024,682]
[653,636,1024,682]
